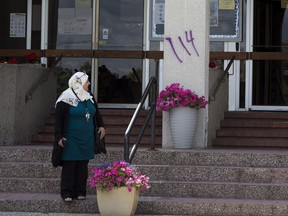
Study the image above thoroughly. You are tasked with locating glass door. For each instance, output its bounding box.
[48,0,145,107]
[96,0,144,107]
[251,0,288,110]
[48,0,94,96]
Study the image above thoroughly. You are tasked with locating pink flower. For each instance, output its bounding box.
[111,169,118,175]
[24,52,39,63]
[88,160,150,193]
[156,83,208,112]
[209,61,217,68]
[8,58,18,64]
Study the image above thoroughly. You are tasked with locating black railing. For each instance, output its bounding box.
[124,76,157,163]
[209,55,235,101]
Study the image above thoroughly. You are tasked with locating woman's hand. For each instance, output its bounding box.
[98,127,106,139]
[58,138,66,147]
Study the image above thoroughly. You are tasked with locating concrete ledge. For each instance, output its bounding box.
[0,64,57,145]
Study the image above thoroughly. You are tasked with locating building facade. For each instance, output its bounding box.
[1,0,288,147]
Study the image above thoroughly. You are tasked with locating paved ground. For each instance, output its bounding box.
[0,214,100,216]
[0,213,176,216]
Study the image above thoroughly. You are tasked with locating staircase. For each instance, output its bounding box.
[213,111,288,148]
[31,108,162,147]
[1,146,288,215]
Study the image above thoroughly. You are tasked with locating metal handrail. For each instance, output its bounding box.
[25,55,63,103]
[124,76,157,163]
[209,55,235,101]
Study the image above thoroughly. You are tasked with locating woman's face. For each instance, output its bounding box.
[83,80,90,91]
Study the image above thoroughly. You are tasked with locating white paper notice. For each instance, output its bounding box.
[281,0,288,8]
[58,8,92,35]
[10,13,26,38]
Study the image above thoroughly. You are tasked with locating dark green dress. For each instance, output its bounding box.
[62,100,96,160]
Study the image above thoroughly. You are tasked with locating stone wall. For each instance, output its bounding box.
[207,67,228,146]
[0,64,57,145]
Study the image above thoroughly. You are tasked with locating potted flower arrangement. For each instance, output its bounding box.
[156,82,208,112]
[0,52,40,65]
[156,83,208,148]
[88,160,150,216]
[0,57,18,64]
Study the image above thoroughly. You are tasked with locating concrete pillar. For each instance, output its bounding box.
[162,0,209,148]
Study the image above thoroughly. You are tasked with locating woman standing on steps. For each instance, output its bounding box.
[54,71,106,202]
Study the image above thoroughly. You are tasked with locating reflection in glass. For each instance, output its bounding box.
[210,41,224,52]
[239,60,245,108]
[48,0,93,96]
[49,0,93,50]
[98,0,144,50]
[98,59,142,104]
[253,0,288,106]
[55,58,92,96]
[97,0,144,104]
[210,0,241,41]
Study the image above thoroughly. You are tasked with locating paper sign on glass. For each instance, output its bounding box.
[10,13,26,38]
[210,0,219,27]
[219,0,235,10]
[103,29,108,40]
[281,0,288,8]
[75,0,91,8]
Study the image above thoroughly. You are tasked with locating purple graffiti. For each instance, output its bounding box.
[178,36,191,56]
[165,37,183,63]
[165,30,199,63]
[185,30,199,57]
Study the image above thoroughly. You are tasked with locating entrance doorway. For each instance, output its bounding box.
[96,0,144,106]
[250,0,288,110]
[48,0,146,108]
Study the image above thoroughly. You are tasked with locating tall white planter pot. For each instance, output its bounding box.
[97,187,139,216]
[169,107,198,148]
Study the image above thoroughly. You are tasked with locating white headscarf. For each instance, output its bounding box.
[55,72,93,107]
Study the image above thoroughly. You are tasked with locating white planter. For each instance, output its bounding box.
[97,187,139,216]
[169,107,198,148]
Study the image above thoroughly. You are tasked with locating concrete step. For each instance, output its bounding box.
[0,213,160,216]
[32,108,162,145]
[99,109,162,117]
[2,147,288,200]
[212,137,288,147]
[1,193,288,216]
[37,125,162,135]
[216,128,288,138]
[224,111,288,120]
[2,163,288,184]
[2,146,288,215]
[133,165,288,184]
[32,112,162,145]
[0,213,102,216]
[44,116,162,126]
[2,146,288,167]
[220,119,288,128]
[31,134,162,145]
[1,177,288,200]
[214,111,288,148]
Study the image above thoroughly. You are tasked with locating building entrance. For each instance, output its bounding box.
[96,0,144,106]
[48,0,146,108]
